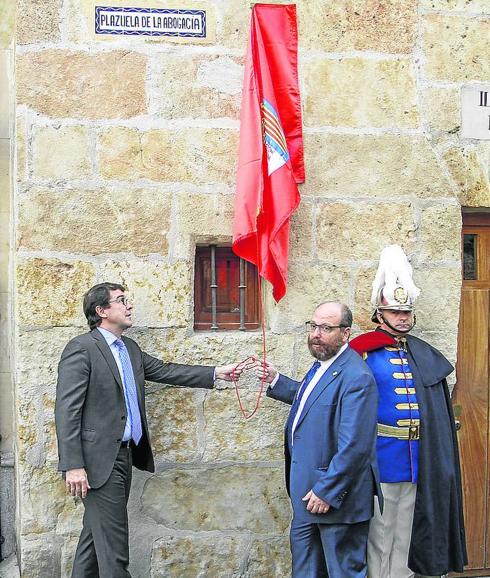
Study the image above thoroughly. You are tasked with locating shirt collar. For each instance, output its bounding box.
[97,326,120,346]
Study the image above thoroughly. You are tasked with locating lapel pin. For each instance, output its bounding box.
[332,371,338,376]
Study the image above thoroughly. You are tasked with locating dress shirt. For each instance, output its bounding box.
[97,327,133,441]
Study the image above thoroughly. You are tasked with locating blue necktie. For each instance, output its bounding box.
[287,361,321,449]
[115,339,143,445]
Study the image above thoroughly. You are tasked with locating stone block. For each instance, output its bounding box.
[299,0,417,54]
[152,53,242,119]
[98,260,191,328]
[203,391,288,461]
[315,201,416,261]
[16,259,95,327]
[423,87,460,133]
[98,126,238,185]
[173,191,234,258]
[266,263,354,333]
[18,187,171,256]
[289,201,314,262]
[18,534,60,578]
[146,388,200,462]
[17,328,81,392]
[42,394,58,464]
[0,2,15,48]
[420,0,490,12]
[303,58,419,129]
[443,146,490,207]
[220,0,250,50]
[150,534,246,578]
[43,418,58,466]
[353,266,378,330]
[16,0,62,44]
[16,50,147,119]
[32,125,91,180]
[19,464,74,534]
[413,267,461,332]
[245,536,291,578]
[418,204,461,262]
[69,0,216,45]
[60,536,80,578]
[0,138,10,212]
[17,399,39,464]
[141,465,290,532]
[56,500,84,537]
[422,15,490,82]
[303,133,451,199]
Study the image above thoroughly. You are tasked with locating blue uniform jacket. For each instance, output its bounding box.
[267,346,381,524]
[364,345,420,483]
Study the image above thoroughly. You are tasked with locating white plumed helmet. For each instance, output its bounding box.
[371,245,420,322]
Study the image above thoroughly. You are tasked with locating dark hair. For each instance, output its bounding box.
[83,282,126,330]
[339,304,353,328]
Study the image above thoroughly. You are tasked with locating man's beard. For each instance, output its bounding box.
[308,336,343,361]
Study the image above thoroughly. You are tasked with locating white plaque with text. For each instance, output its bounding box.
[95,6,206,38]
[461,85,490,140]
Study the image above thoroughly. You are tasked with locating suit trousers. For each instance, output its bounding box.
[367,482,440,578]
[290,517,370,578]
[71,446,133,578]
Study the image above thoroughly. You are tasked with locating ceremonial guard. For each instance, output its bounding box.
[350,245,467,578]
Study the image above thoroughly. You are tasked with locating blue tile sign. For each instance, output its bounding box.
[95,6,206,37]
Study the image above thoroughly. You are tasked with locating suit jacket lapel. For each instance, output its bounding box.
[91,329,124,390]
[294,349,349,430]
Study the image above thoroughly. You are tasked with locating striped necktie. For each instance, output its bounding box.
[114,339,143,445]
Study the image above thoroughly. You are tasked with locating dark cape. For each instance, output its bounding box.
[350,331,468,575]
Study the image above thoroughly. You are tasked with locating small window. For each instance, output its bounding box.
[194,245,260,331]
[463,234,478,280]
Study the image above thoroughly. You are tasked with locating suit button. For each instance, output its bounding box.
[121,416,126,420]
[116,438,121,442]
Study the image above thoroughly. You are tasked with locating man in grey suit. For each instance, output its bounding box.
[55,282,239,578]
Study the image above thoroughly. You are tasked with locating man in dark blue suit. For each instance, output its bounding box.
[257,301,380,577]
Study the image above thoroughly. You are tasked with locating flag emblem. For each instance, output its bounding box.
[262,99,290,175]
[232,4,303,303]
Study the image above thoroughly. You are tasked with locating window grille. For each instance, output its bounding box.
[194,245,260,331]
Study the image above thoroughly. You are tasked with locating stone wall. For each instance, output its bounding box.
[12,0,490,576]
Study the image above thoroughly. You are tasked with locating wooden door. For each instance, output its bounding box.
[451,213,490,577]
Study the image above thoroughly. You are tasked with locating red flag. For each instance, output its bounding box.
[232,3,304,303]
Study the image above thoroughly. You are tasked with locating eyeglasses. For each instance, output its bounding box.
[108,296,131,307]
[305,321,347,335]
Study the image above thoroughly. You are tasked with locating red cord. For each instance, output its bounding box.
[231,272,267,419]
